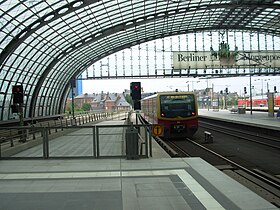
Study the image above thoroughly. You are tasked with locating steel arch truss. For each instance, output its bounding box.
[0,0,280,120]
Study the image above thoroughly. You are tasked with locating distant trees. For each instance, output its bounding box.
[125,94,133,105]
[82,103,91,111]
[226,97,238,106]
[65,101,91,113]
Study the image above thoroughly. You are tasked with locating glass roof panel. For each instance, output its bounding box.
[1,0,280,120]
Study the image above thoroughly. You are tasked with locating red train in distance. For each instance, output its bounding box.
[141,91,198,139]
[238,95,280,107]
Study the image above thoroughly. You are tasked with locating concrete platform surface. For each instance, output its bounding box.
[199,109,280,130]
[0,157,278,210]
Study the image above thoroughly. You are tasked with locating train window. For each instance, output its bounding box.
[160,94,195,118]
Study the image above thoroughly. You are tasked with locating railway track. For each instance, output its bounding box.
[141,113,280,206]
[162,138,280,207]
[199,121,280,150]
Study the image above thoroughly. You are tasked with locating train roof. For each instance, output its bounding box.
[141,91,195,100]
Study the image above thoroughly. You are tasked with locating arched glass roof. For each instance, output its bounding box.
[0,0,280,120]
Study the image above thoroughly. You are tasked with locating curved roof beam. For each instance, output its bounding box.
[0,0,98,66]
[1,1,280,67]
[28,2,280,117]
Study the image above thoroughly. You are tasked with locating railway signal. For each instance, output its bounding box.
[244,87,247,94]
[225,87,228,94]
[12,85,24,104]
[133,100,141,110]
[130,82,141,100]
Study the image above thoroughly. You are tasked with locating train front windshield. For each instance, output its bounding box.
[160,94,196,118]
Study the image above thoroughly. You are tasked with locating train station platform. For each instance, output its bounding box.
[0,158,278,210]
[0,114,278,210]
[199,108,280,130]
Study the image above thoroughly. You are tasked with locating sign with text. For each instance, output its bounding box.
[173,51,280,69]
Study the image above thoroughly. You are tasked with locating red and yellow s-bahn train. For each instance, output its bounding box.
[141,91,198,139]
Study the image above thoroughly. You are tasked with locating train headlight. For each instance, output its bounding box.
[191,112,196,116]
[161,113,165,117]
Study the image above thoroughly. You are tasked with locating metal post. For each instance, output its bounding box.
[71,82,75,119]
[19,104,24,127]
[261,79,263,99]
[267,81,269,93]
[244,92,246,108]
[136,111,138,125]
[144,125,148,157]
[149,125,152,157]
[96,127,100,158]
[18,104,27,143]
[250,70,253,115]
[92,127,96,158]
[42,128,49,159]
[225,93,227,110]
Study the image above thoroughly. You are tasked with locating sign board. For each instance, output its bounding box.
[173,51,280,69]
[212,100,219,111]
[152,124,164,137]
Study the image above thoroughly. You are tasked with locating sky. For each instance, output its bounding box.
[82,75,280,96]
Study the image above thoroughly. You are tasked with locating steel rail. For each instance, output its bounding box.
[185,138,280,192]
[199,121,280,150]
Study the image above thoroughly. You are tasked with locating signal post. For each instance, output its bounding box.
[12,85,26,142]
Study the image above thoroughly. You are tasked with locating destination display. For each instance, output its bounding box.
[173,51,280,69]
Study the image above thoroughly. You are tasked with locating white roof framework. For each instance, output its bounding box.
[0,0,280,120]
